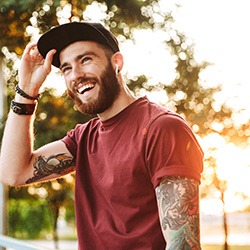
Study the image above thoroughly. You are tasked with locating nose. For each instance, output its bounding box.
[70,65,86,84]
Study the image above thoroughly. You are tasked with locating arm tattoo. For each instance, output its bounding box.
[156,176,201,250]
[26,153,75,184]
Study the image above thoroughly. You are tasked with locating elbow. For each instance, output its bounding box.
[0,176,18,187]
[0,169,24,187]
[0,157,29,186]
[0,178,24,187]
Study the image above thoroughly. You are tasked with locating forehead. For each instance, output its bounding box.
[59,41,106,63]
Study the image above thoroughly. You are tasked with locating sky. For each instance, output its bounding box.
[174,0,250,118]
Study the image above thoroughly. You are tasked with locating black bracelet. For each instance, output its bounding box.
[15,84,40,100]
[11,100,37,115]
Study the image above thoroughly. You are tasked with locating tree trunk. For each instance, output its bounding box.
[52,205,60,249]
[221,191,228,250]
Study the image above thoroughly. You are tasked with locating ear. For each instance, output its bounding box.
[112,52,124,74]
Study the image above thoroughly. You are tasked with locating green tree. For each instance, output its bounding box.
[0,0,49,55]
[8,198,52,239]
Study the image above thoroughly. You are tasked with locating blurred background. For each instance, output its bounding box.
[1,0,250,249]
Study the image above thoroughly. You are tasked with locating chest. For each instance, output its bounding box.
[76,124,152,198]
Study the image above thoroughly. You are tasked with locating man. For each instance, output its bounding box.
[0,22,203,249]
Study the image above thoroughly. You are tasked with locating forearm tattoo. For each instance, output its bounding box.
[26,153,75,184]
[156,176,201,250]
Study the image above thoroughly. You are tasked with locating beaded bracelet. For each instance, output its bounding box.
[15,84,40,100]
[11,100,37,115]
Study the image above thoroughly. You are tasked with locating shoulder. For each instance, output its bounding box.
[62,117,100,156]
[135,97,193,138]
[145,109,203,156]
[148,111,191,137]
[152,112,187,127]
[135,97,184,126]
[62,117,100,147]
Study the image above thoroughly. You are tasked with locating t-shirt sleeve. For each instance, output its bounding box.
[61,127,78,157]
[145,114,204,189]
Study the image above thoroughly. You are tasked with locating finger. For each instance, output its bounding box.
[23,42,38,56]
[43,49,57,73]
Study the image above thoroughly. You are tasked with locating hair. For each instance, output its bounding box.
[98,43,116,60]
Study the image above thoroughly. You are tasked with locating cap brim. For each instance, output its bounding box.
[37,22,118,68]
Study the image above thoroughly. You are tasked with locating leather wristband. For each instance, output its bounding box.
[11,100,37,115]
[15,84,40,100]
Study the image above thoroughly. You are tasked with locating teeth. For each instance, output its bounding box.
[77,83,95,94]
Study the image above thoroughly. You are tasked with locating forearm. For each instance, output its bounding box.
[162,213,201,250]
[0,43,57,185]
[156,176,201,250]
[0,95,36,186]
[0,42,60,186]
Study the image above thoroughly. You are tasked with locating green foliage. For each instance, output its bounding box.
[8,176,76,239]
[45,177,76,225]
[0,0,45,54]
[8,198,52,239]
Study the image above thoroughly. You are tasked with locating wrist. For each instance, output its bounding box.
[15,84,40,101]
[14,94,37,104]
[10,100,37,115]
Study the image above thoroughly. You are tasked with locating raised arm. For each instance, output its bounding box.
[0,43,75,186]
[156,176,201,250]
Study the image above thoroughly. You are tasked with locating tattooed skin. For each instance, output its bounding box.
[156,176,201,250]
[26,153,75,184]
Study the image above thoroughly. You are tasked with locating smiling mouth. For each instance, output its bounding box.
[77,82,96,94]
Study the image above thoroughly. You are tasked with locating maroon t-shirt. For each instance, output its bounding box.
[62,97,203,250]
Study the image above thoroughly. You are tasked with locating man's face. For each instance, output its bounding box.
[59,41,120,115]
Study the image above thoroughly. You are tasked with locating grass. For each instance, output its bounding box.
[203,245,250,250]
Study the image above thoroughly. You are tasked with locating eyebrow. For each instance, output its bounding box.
[59,51,98,70]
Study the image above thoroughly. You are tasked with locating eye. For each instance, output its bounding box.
[61,66,71,74]
[81,56,91,64]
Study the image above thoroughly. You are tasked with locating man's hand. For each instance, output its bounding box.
[18,42,56,96]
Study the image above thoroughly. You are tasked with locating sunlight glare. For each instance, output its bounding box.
[122,29,176,86]
[202,134,250,213]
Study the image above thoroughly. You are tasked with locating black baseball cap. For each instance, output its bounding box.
[37,22,120,68]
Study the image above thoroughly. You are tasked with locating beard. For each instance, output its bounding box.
[67,61,121,115]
